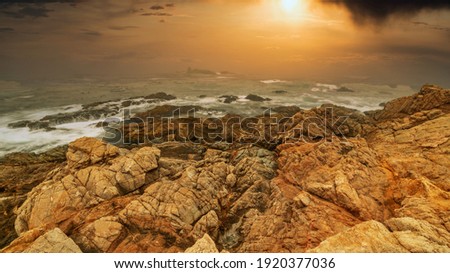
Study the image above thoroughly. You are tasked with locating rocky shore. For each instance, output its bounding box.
[0,84,449,253]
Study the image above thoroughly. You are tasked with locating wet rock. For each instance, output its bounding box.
[219,95,238,104]
[336,86,355,93]
[270,106,301,116]
[134,105,204,120]
[245,94,271,102]
[144,92,176,101]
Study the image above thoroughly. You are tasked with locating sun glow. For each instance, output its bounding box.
[281,0,299,13]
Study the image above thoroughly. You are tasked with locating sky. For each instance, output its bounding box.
[0,0,449,86]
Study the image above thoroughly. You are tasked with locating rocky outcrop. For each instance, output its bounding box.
[310,218,450,253]
[3,228,82,253]
[0,145,67,249]
[245,94,271,102]
[8,92,177,131]
[185,234,219,253]
[1,84,449,253]
[369,84,450,121]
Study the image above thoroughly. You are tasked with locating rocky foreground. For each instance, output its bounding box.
[0,85,449,253]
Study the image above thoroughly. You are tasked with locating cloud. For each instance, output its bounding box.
[0,27,15,32]
[383,44,450,58]
[141,12,172,16]
[320,0,450,24]
[412,21,450,32]
[81,29,102,36]
[150,5,164,10]
[0,0,78,19]
[0,0,76,4]
[109,25,138,30]
[1,6,53,18]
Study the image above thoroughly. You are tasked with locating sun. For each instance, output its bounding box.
[281,0,299,13]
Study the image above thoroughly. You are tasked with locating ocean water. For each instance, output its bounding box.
[0,75,415,157]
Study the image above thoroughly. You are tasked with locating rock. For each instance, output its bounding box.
[273,90,288,94]
[190,210,220,240]
[2,84,450,254]
[310,218,450,253]
[20,228,82,253]
[133,105,204,120]
[245,94,271,102]
[336,86,355,93]
[270,106,301,116]
[219,95,238,104]
[385,217,450,252]
[185,234,219,253]
[66,137,120,168]
[309,221,408,253]
[144,92,176,101]
[370,84,450,120]
[14,138,160,236]
[72,217,125,252]
[0,146,67,249]
[276,138,389,221]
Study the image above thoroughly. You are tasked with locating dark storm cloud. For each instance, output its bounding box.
[141,12,172,16]
[150,5,165,10]
[0,0,78,19]
[81,29,102,36]
[1,6,53,18]
[320,0,450,23]
[383,45,450,59]
[0,27,15,32]
[412,21,450,32]
[0,0,77,6]
[109,25,138,31]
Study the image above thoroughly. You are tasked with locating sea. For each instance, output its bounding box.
[0,74,416,157]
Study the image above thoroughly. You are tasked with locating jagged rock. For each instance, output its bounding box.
[309,220,408,253]
[219,95,238,104]
[190,210,220,240]
[370,85,450,121]
[185,234,219,253]
[0,145,67,249]
[270,106,301,116]
[310,218,450,253]
[67,137,121,168]
[2,84,450,254]
[134,105,204,120]
[3,228,82,253]
[245,94,271,102]
[336,86,355,93]
[276,138,390,221]
[14,138,160,235]
[385,217,450,252]
[72,217,125,253]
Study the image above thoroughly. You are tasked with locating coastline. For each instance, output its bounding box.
[0,84,449,253]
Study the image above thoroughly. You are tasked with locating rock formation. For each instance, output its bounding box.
[1,85,449,253]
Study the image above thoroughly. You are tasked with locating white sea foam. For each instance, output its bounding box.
[0,119,105,157]
[260,79,288,84]
[316,83,338,90]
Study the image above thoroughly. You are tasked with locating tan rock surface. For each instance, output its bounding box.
[185,233,219,253]
[1,85,449,253]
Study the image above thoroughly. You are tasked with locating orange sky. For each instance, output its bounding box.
[0,0,449,85]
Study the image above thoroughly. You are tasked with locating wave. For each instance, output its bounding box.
[260,79,288,84]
